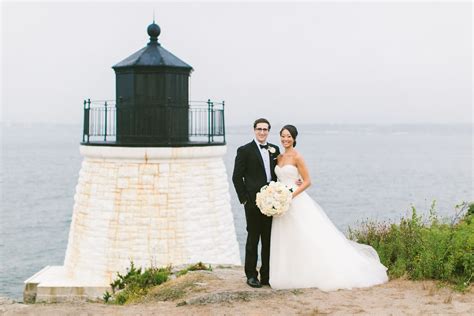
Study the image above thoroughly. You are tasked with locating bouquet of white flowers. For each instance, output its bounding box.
[256,181,293,217]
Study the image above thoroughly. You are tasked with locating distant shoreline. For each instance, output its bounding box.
[1,121,472,128]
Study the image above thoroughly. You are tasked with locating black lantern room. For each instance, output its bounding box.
[113,21,193,144]
[81,21,225,147]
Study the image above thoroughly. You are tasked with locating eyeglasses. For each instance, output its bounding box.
[255,128,269,132]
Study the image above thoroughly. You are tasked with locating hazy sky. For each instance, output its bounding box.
[2,1,472,127]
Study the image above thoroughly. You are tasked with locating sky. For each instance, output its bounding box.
[1,1,472,127]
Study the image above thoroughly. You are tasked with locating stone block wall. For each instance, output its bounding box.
[63,145,241,283]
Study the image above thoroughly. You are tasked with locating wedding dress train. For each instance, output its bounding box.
[270,165,388,291]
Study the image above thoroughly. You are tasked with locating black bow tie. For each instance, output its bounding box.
[259,144,269,150]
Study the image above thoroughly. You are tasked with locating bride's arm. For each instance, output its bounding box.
[292,153,311,198]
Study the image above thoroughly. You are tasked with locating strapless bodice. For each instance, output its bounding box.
[275,165,300,189]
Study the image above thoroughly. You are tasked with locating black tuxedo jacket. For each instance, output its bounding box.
[232,140,280,205]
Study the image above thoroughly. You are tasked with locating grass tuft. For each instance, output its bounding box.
[177,262,213,277]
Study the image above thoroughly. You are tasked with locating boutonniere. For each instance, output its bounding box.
[268,146,276,154]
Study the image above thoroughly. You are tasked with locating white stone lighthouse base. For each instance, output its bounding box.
[24,145,241,303]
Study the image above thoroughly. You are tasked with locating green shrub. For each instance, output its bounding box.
[106,261,171,304]
[349,202,474,291]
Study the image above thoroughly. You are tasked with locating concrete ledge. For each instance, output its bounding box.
[24,266,110,303]
[35,286,110,303]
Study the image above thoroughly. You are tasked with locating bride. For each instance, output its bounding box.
[270,125,388,291]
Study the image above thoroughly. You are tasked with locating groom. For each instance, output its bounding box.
[232,118,280,288]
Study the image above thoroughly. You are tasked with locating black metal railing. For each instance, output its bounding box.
[82,99,225,146]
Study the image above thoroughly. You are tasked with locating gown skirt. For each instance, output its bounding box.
[269,165,388,291]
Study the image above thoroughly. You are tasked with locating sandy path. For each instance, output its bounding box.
[1,266,472,315]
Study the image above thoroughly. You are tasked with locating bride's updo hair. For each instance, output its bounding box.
[280,125,298,147]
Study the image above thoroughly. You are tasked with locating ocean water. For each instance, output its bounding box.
[0,123,472,300]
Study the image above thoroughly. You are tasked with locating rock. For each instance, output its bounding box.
[182,289,274,305]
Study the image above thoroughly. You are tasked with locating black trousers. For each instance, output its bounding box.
[244,202,273,281]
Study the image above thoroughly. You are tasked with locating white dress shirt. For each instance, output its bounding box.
[254,139,272,183]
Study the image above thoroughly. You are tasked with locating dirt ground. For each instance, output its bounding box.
[1,265,473,315]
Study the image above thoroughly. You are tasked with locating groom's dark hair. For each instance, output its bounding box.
[253,118,271,130]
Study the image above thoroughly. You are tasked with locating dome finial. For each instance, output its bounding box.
[147,18,161,45]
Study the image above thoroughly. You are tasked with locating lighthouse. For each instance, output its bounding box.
[24,21,241,303]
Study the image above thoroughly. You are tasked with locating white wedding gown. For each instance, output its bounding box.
[270,165,388,291]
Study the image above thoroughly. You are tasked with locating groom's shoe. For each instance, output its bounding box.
[246,277,262,288]
[260,279,270,286]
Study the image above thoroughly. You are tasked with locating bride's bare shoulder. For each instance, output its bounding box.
[293,151,307,163]
[292,149,302,158]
